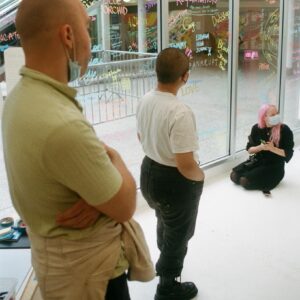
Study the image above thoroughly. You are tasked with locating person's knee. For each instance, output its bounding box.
[239,176,251,189]
[230,171,240,184]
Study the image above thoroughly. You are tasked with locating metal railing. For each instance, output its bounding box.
[0,0,20,30]
[71,50,157,125]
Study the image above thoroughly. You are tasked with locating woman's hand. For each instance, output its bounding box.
[263,141,275,151]
[248,143,265,154]
[249,140,286,158]
[262,141,286,157]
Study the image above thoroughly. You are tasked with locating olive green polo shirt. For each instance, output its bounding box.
[2,67,123,240]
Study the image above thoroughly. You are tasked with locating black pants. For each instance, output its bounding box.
[105,273,130,300]
[140,156,204,277]
[231,160,284,191]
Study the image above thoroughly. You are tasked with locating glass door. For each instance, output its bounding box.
[101,0,158,53]
[167,0,231,164]
[236,0,281,151]
[283,0,300,130]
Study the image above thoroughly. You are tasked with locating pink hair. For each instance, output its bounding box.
[257,104,281,146]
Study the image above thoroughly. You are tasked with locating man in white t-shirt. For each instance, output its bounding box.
[136,48,205,300]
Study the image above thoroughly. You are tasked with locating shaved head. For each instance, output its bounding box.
[156,48,189,84]
[16,0,84,43]
[16,0,91,83]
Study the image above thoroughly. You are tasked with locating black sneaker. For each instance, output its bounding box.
[155,280,198,300]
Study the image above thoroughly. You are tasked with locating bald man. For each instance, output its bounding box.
[1,0,141,299]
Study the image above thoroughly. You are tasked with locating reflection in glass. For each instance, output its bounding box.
[89,14,99,47]
[284,0,300,130]
[236,0,280,151]
[168,0,230,163]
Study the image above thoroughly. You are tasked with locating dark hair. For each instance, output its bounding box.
[156,48,189,84]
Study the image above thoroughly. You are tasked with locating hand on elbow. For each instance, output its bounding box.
[97,188,137,223]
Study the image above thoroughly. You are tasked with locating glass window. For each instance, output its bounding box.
[236,0,280,151]
[101,0,158,53]
[283,0,300,130]
[168,0,230,164]
[89,14,100,48]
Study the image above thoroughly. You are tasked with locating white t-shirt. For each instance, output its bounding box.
[136,90,199,167]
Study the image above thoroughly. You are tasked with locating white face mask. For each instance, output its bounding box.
[65,33,82,82]
[268,114,281,126]
[68,58,81,82]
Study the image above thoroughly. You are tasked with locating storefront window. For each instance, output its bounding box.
[101,0,158,53]
[284,0,300,130]
[78,1,159,182]
[236,0,280,151]
[168,0,230,163]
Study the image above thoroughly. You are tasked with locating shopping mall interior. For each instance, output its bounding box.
[0,0,300,299]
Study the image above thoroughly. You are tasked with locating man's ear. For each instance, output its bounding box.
[59,24,73,50]
[182,71,189,84]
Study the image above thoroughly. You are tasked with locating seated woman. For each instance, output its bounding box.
[230,104,294,196]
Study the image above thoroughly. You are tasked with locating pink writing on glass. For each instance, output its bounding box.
[103,5,128,15]
[145,1,157,10]
[185,47,193,58]
[244,50,259,60]
[0,31,20,42]
[176,0,218,7]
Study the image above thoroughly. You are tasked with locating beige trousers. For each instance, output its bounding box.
[28,227,122,300]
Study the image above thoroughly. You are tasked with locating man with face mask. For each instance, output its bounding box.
[136,48,205,300]
[1,0,154,299]
[230,104,294,196]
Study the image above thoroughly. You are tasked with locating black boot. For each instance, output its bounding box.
[262,190,271,197]
[155,276,198,300]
